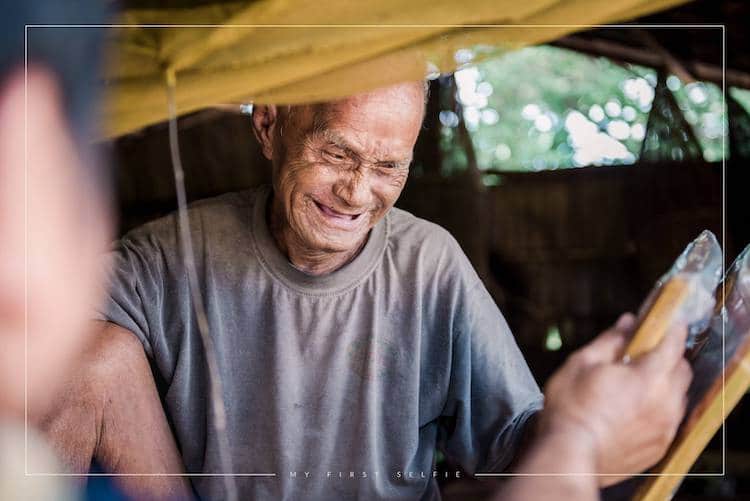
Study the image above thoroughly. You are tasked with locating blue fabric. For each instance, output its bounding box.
[85,462,131,501]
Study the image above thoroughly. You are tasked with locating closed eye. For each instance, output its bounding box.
[379,161,409,171]
[322,148,348,162]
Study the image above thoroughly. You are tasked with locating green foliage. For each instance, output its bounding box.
[442,45,730,174]
[668,76,727,162]
[730,87,750,115]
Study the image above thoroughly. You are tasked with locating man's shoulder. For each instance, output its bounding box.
[387,206,462,253]
[118,187,264,259]
[124,188,260,241]
[385,207,483,304]
[385,206,475,284]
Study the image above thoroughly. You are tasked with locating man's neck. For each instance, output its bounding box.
[267,194,367,276]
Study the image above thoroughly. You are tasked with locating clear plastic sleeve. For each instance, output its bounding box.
[624,230,723,361]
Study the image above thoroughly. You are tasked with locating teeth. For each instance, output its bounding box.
[317,201,359,220]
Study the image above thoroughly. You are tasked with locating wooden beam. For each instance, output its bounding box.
[554,35,750,89]
[635,336,750,500]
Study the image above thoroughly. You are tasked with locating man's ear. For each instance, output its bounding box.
[251,104,278,161]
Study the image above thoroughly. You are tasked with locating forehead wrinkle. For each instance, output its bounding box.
[326,128,412,165]
[309,112,413,165]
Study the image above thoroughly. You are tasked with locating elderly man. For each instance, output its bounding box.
[41,80,690,500]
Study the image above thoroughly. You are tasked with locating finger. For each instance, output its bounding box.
[666,394,688,441]
[670,358,694,396]
[632,443,670,472]
[570,313,637,367]
[615,312,637,332]
[681,392,689,419]
[577,328,628,365]
[678,392,689,419]
[636,323,689,374]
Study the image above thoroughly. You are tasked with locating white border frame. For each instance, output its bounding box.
[23,23,726,482]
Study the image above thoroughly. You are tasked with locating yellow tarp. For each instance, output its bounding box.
[103,0,689,138]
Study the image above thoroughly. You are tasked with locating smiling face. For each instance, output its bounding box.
[253,82,424,263]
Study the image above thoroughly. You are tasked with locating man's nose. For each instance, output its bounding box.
[333,169,372,208]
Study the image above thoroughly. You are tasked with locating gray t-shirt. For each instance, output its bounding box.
[101,185,543,500]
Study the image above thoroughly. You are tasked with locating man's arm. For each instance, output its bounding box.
[498,426,600,500]
[497,314,692,500]
[437,277,544,474]
[35,321,192,499]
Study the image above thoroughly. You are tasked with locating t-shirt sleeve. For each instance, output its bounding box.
[95,230,167,359]
[438,278,544,474]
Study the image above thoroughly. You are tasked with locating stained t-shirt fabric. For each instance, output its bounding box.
[100,185,543,501]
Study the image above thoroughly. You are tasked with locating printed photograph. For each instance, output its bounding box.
[2,1,749,500]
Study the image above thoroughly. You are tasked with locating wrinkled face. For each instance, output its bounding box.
[258,82,424,254]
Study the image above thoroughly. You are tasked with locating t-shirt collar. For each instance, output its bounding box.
[251,185,388,296]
